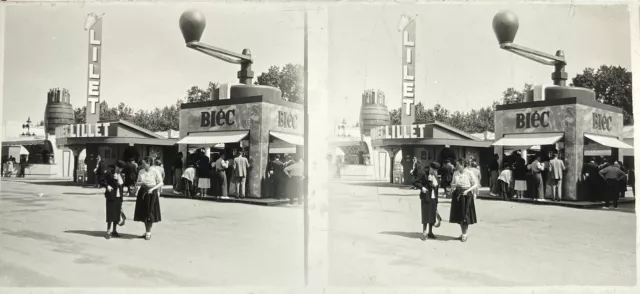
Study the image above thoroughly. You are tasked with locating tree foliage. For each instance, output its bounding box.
[388,65,632,134]
[255,63,304,104]
[571,65,632,125]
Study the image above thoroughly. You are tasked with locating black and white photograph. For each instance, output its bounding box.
[327,3,635,286]
[0,3,309,287]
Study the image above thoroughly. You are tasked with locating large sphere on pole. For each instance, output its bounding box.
[179,9,206,43]
[492,10,519,45]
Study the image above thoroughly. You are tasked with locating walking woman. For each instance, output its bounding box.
[449,158,480,242]
[413,161,442,240]
[100,161,127,239]
[195,153,211,198]
[513,156,527,199]
[134,156,163,240]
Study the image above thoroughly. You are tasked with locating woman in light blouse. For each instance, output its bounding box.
[133,156,164,240]
[449,158,479,242]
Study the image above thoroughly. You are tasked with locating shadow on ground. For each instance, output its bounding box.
[377,193,416,197]
[344,182,412,188]
[380,231,460,241]
[14,180,95,188]
[64,230,139,240]
[63,192,101,196]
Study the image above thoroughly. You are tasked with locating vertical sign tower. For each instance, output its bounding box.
[399,14,416,126]
[84,13,104,125]
[398,14,417,184]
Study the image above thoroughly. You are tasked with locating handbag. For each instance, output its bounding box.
[434,211,442,228]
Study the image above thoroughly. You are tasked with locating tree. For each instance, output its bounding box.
[571,65,632,125]
[184,82,218,103]
[501,84,533,105]
[255,63,304,104]
[74,107,86,124]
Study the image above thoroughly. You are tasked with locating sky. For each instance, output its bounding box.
[2,3,304,124]
[328,3,631,123]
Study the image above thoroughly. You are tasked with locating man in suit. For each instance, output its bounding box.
[599,158,627,209]
[548,153,566,201]
[233,149,250,198]
[582,157,601,201]
[268,155,285,199]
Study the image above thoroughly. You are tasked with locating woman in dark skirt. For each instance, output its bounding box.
[449,158,480,242]
[134,156,164,240]
[100,160,127,239]
[413,161,442,240]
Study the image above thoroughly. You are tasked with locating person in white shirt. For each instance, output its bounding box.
[214,154,229,199]
[498,164,513,200]
[449,158,480,243]
[284,155,305,205]
[152,159,165,194]
[134,156,164,241]
[181,163,196,198]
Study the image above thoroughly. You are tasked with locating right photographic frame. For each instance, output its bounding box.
[326,2,635,287]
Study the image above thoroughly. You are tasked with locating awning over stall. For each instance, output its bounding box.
[269,147,297,154]
[492,133,564,147]
[177,131,249,145]
[270,131,303,146]
[584,133,633,149]
[1,139,47,147]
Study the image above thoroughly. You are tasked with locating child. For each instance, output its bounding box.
[181,163,196,198]
[498,164,513,201]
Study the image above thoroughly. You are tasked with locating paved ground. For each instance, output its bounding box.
[328,180,637,287]
[0,179,304,287]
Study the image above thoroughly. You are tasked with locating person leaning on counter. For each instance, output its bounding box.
[599,158,627,209]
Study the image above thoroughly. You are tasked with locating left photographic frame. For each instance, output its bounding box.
[0,2,310,287]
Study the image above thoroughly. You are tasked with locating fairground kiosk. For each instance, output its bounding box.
[176,10,304,198]
[371,122,494,186]
[490,11,633,201]
[55,120,178,184]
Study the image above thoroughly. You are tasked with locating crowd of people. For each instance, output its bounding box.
[485,151,634,208]
[408,150,635,242]
[2,155,28,178]
[172,149,305,205]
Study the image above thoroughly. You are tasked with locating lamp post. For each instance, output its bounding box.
[492,11,568,86]
[21,117,33,137]
[179,9,254,85]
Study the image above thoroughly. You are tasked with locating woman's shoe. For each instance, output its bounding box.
[427,233,436,239]
[461,235,468,242]
[420,232,427,241]
[111,232,120,238]
[144,233,151,240]
[105,232,112,239]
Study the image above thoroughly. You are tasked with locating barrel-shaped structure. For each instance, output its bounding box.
[44,88,75,135]
[360,90,390,136]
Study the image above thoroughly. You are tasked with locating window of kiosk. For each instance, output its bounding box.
[502,140,564,165]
